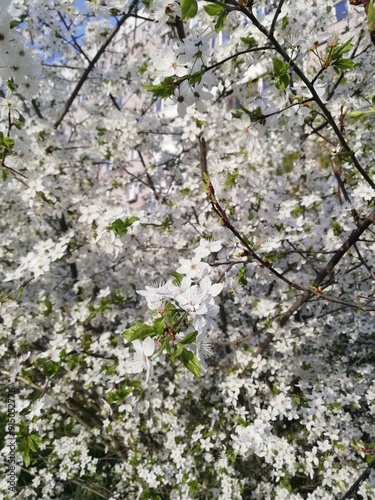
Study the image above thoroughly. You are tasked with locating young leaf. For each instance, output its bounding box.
[22,451,31,467]
[123,323,154,342]
[204,4,225,16]
[240,36,257,48]
[273,57,290,92]
[281,15,289,30]
[215,11,227,33]
[153,317,165,336]
[330,38,353,60]
[189,71,203,86]
[144,77,176,98]
[348,109,375,119]
[332,58,354,73]
[171,342,184,361]
[107,216,139,236]
[180,330,198,344]
[181,348,201,377]
[181,0,198,20]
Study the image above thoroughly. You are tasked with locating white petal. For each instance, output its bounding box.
[132,340,143,353]
[209,283,223,297]
[143,336,155,357]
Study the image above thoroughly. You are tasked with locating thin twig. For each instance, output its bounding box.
[340,460,375,500]
[270,0,286,36]
[279,208,375,326]
[54,0,138,129]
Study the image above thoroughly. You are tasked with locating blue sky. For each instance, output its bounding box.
[74,0,87,13]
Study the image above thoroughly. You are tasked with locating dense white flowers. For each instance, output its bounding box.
[1,1,375,499]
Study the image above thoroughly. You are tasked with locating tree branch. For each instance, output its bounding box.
[340,459,375,500]
[54,0,138,129]
[279,208,375,326]
[234,2,375,191]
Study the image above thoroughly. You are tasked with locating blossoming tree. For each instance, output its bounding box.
[1,0,375,498]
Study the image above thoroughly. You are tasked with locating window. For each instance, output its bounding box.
[227,95,241,110]
[335,0,348,21]
[156,99,164,113]
[189,18,200,29]
[162,35,172,46]
[209,36,215,49]
[129,149,138,161]
[221,32,231,44]
[127,183,140,203]
[256,7,264,18]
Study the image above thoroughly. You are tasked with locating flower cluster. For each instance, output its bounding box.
[0,1,40,99]
[129,240,223,378]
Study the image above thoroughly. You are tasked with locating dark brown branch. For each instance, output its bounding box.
[137,149,160,201]
[174,16,186,40]
[59,214,78,283]
[199,136,208,178]
[270,0,286,35]
[57,11,91,63]
[231,1,375,191]
[279,208,375,326]
[340,459,375,500]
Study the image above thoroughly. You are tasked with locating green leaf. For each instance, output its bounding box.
[144,77,176,98]
[204,4,225,16]
[332,58,354,72]
[27,434,41,452]
[239,104,265,123]
[10,13,28,29]
[366,454,375,464]
[215,11,227,33]
[22,451,30,467]
[281,15,289,30]
[171,342,184,361]
[181,348,201,377]
[336,150,354,163]
[368,0,375,32]
[331,38,353,60]
[189,71,203,85]
[348,109,375,119]
[0,136,14,149]
[42,299,53,317]
[157,338,170,357]
[237,265,248,285]
[279,478,292,492]
[225,169,239,187]
[231,110,242,119]
[108,216,139,236]
[171,271,185,284]
[153,317,165,336]
[273,57,287,76]
[123,323,154,342]
[107,386,133,404]
[6,79,17,92]
[180,330,198,344]
[273,57,290,92]
[240,36,257,48]
[164,302,181,324]
[180,0,198,20]
[275,73,290,92]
